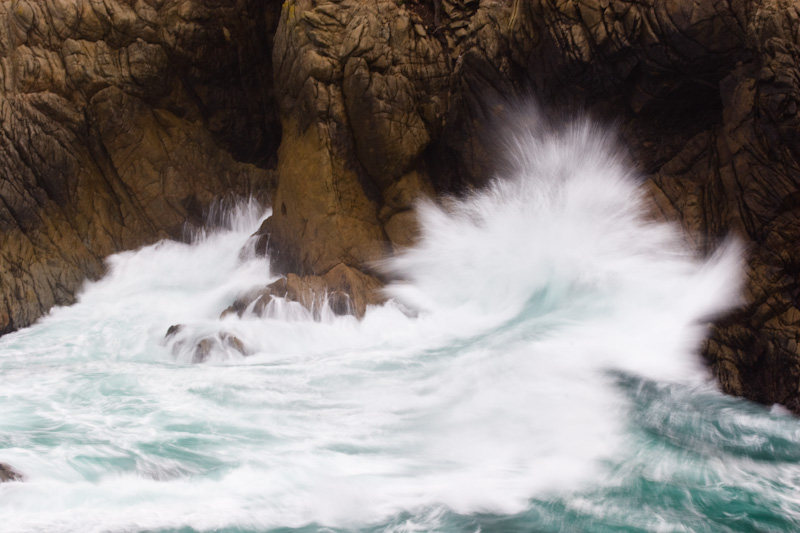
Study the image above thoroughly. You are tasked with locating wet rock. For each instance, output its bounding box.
[190,332,249,363]
[192,337,216,364]
[319,264,386,317]
[233,264,384,320]
[260,0,449,277]
[0,463,22,482]
[220,332,249,356]
[4,0,800,414]
[165,325,184,339]
[384,210,420,252]
[0,0,282,335]
[220,287,270,319]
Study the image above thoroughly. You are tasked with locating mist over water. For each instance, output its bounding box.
[2,118,800,532]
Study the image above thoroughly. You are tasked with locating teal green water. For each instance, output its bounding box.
[3,272,799,533]
[98,377,800,533]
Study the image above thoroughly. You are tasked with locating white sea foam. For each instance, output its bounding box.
[0,116,750,532]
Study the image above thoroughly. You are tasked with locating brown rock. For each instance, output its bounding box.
[165,325,184,339]
[259,118,386,275]
[384,210,420,251]
[261,0,449,276]
[220,332,249,356]
[192,337,216,364]
[343,56,431,187]
[380,170,436,220]
[281,264,385,319]
[0,0,281,335]
[233,264,385,320]
[320,263,386,318]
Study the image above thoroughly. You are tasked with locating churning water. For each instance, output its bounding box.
[2,118,800,533]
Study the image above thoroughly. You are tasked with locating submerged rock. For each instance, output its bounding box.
[190,333,250,364]
[220,333,249,356]
[192,338,216,364]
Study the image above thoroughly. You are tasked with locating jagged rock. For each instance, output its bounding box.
[317,263,386,318]
[258,117,388,275]
[163,329,250,364]
[0,0,281,335]
[165,325,184,339]
[190,332,249,363]
[237,264,384,319]
[0,463,22,482]
[220,332,248,356]
[379,170,436,221]
[220,286,269,319]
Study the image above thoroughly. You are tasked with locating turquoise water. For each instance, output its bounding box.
[2,122,797,532]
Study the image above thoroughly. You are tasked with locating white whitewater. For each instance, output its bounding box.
[1,115,796,533]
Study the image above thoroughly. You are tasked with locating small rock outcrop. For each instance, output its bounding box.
[257,0,444,276]
[164,325,249,364]
[225,264,385,320]
[0,462,22,482]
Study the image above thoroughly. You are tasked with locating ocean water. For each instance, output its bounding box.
[2,119,800,533]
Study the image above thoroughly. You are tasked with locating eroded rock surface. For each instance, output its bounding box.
[259,0,444,278]
[257,0,800,411]
[0,0,281,333]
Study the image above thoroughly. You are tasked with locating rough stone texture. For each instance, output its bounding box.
[260,0,445,277]
[258,0,800,411]
[0,0,281,334]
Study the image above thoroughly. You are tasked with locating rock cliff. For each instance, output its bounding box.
[0,0,280,333]
[2,0,800,412]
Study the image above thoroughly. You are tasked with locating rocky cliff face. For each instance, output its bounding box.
[0,0,280,333]
[2,0,800,412]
